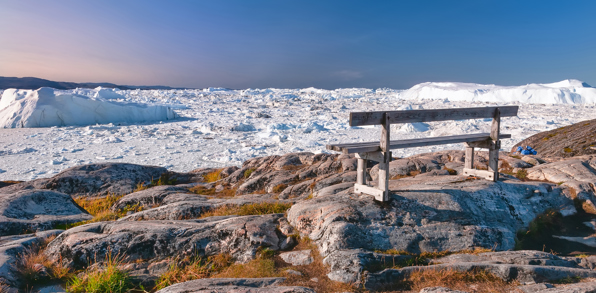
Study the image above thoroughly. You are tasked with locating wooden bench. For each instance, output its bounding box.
[326,106,519,202]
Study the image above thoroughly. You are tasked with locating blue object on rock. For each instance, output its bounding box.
[521,149,531,155]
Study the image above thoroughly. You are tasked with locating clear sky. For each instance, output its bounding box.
[1,0,595,89]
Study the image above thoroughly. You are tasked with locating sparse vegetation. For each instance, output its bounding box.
[200,202,292,218]
[133,172,177,192]
[56,194,143,229]
[155,254,233,290]
[373,247,494,269]
[272,183,288,193]
[189,185,237,198]
[67,254,135,293]
[12,235,72,288]
[244,168,256,178]
[203,169,223,183]
[0,280,8,293]
[516,168,528,180]
[404,268,517,293]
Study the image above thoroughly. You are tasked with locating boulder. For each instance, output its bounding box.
[279,250,314,266]
[0,189,92,236]
[288,176,571,284]
[0,163,168,197]
[364,251,596,291]
[512,118,596,158]
[154,277,315,293]
[44,214,294,270]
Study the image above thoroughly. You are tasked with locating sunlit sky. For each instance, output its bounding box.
[1,0,595,89]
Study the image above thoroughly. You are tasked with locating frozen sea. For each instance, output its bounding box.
[1,80,596,181]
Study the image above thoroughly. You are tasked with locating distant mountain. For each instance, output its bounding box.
[0,76,185,90]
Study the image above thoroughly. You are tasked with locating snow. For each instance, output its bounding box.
[0,87,176,128]
[1,80,596,181]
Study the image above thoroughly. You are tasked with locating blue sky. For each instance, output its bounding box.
[1,0,595,89]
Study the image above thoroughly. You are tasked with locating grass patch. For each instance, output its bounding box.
[57,194,143,229]
[244,168,256,178]
[401,268,517,293]
[189,185,237,198]
[133,173,177,192]
[12,235,72,289]
[516,169,528,180]
[155,254,233,290]
[212,249,279,279]
[204,169,223,183]
[552,276,583,284]
[272,184,288,193]
[564,147,574,153]
[67,254,136,293]
[200,202,292,218]
[510,155,522,159]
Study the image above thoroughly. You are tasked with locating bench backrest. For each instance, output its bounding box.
[349,105,519,126]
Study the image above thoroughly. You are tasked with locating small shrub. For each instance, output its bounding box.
[67,254,134,293]
[272,184,288,193]
[204,169,223,183]
[244,168,256,178]
[516,169,528,180]
[564,147,573,153]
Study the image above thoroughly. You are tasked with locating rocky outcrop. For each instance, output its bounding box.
[44,214,296,270]
[512,118,596,158]
[155,278,315,293]
[0,163,168,197]
[288,176,571,284]
[0,189,92,236]
[364,251,596,291]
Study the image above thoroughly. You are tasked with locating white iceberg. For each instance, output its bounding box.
[0,87,177,128]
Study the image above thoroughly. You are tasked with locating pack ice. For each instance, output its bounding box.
[0,87,176,128]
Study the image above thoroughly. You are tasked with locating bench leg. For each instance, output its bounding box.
[356,158,367,186]
[488,140,500,182]
[465,145,474,169]
[377,151,391,202]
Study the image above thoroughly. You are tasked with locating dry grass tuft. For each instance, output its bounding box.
[212,249,279,279]
[204,169,223,183]
[405,267,518,293]
[133,172,177,192]
[155,254,233,290]
[189,185,237,198]
[56,194,143,229]
[13,235,72,287]
[200,202,292,218]
[272,184,288,193]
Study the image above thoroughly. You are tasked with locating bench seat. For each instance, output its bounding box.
[327,133,512,154]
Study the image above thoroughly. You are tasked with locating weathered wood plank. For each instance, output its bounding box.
[356,152,384,162]
[380,113,390,152]
[463,168,496,181]
[491,108,501,141]
[327,133,511,154]
[350,106,518,126]
[354,184,385,200]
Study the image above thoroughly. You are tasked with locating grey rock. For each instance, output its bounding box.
[44,214,293,270]
[420,287,468,293]
[0,190,92,236]
[519,283,555,293]
[313,182,354,198]
[323,249,412,284]
[284,269,303,276]
[529,282,596,293]
[111,185,189,212]
[280,250,313,266]
[155,277,315,293]
[364,251,596,291]
[288,177,570,283]
[0,163,168,197]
